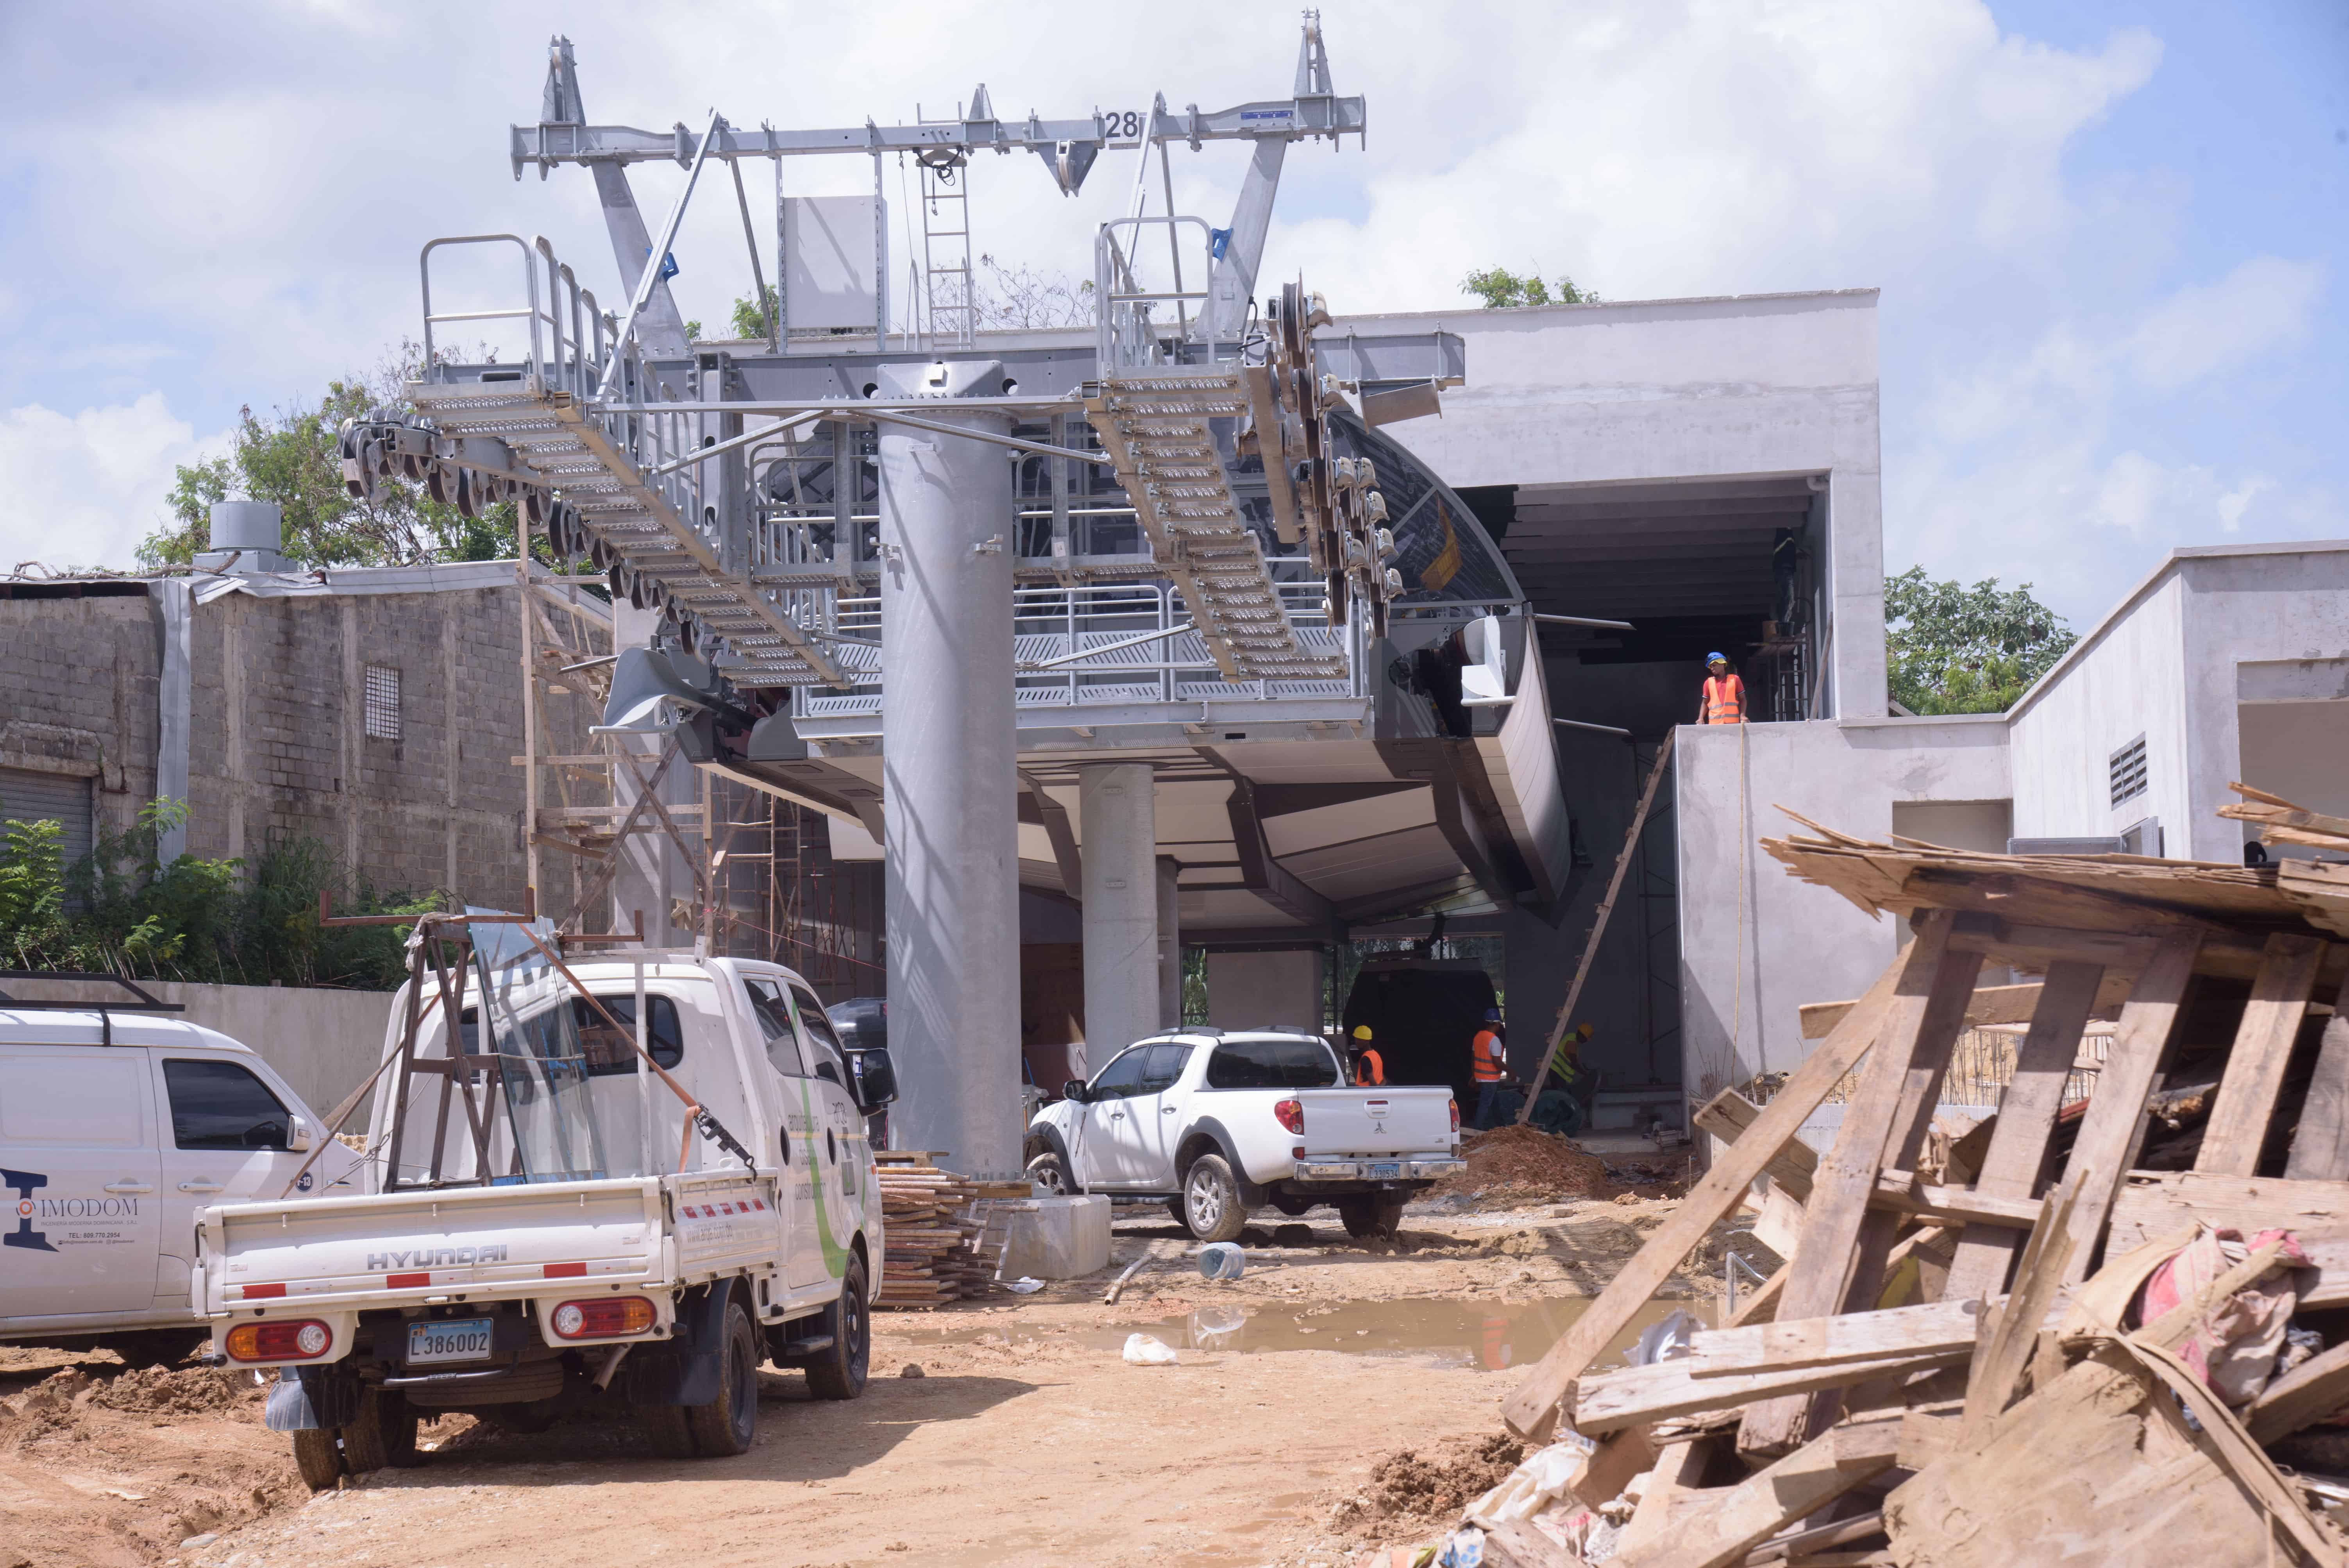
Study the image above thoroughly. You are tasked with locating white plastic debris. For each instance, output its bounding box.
[1121,1332,1178,1365]
[1005,1277,1045,1294]
[1197,1241,1246,1280]
[1465,1430,1596,1529]
[1628,1308,1704,1366]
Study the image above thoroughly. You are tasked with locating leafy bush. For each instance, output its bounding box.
[0,798,440,990]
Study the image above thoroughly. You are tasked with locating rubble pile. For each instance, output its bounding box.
[1397,786,2349,1567]
[1430,1125,1618,1202]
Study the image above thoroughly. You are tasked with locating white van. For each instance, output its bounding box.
[0,1006,361,1367]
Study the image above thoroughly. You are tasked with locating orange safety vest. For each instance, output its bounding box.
[1701,672,1746,725]
[1471,1028,1507,1083]
[1356,1048,1385,1087]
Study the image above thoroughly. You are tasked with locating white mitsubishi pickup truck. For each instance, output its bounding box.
[193,951,892,1488]
[1023,1028,1463,1241]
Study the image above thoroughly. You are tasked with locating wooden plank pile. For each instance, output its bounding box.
[873,1151,1010,1309]
[1460,796,2349,1566]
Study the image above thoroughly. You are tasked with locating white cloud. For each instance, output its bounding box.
[2121,256,2327,391]
[1890,254,2332,620]
[0,395,224,572]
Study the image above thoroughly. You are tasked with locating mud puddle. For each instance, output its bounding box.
[896,1296,1696,1373]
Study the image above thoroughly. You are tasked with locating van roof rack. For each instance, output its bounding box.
[0,970,184,1047]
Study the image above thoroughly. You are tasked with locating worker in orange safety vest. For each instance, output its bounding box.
[1471,1006,1511,1128]
[1350,1024,1385,1086]
[1700,652,1746,724]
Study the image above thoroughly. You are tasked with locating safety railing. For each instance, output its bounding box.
[419,234,555,388]
[1095,215,1228,371]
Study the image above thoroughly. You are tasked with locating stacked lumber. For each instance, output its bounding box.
[874,1152,1002,1309]
[1446,799,2349,1567]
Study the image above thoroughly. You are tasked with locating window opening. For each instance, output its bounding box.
[2109,735,2147,808]
[364,665,402,740]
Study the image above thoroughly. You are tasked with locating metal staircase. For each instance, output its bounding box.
[1084,364,1343,682]
[379,237,844,688]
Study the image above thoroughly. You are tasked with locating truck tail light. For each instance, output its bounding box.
[225,1319,332,1362]
[1449,1098,1460,1133]
[1273,1098,1304,1134]
[551,1296,656,1340]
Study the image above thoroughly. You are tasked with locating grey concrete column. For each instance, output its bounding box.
[1156,856,1182,1026]
[1080,763,1159,1062]
[878,360,1021,1179]
[150,577,193,862]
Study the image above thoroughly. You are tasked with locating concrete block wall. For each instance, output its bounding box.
[0,590,163,837]
[0,576,592,921]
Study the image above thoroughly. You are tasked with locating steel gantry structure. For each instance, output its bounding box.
[341,14,1575,1178]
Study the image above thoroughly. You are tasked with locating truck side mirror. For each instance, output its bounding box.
[1061,1080,1089,1104]
[852,1049,899,1110]
[284,1116,313,1153]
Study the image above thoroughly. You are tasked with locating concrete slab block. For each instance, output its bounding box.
[993,1194,1113,1280]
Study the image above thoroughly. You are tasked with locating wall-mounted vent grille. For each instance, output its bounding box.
[364,665,402,741]
[2109,734,2148,808]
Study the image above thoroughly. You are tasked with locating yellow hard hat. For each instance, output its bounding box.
[1351,1024,1373,1040]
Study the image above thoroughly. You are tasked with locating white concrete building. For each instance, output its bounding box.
[1675,542,2349,1108]
[1364,289,2345,1125]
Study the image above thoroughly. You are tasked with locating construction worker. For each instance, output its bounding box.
[1351,1024,1385,1087]
[1471,1006,1510,1128]
[1700,652,1746,725]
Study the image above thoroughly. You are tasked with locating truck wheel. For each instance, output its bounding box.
[338,1387,416,1473]
[1025,1150,1073,1195]
[640,1402,697,1459]
[1182,1154,1247,1244]
[683,1297,760,1458]
[804,1255,871,1401]
[291,1427,344,1491]
[377,1391,423,1468]
[1338,1194,1408,1240]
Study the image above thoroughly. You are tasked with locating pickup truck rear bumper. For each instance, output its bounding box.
[1290,1157,1466,1184]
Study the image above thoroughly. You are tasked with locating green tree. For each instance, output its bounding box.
[730,284,778,340]
[1884,567,2077,715]
[1461,266,1601,309]
[0,795,439,988]
[141,342,518,570]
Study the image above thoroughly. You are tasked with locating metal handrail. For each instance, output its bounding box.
[1095,215,1223,370]
[419,234,551,386]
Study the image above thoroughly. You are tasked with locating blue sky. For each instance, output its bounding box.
[0,0,2339,631]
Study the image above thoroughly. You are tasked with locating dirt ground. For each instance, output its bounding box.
[2,1176,1745,1568]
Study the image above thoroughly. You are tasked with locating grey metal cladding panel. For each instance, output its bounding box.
[1325,410,1521,608]
[0,767,93,867]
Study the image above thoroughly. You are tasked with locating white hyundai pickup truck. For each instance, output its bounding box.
[193,952,892,1488]
[1023,1028,1463,1241]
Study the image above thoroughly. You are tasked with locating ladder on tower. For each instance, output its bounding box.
[915,102,978,349]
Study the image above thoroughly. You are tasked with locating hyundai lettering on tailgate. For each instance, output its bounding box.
[407,1318,494,1364]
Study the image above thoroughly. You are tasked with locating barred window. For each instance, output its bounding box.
[2108,734,2147,808]
[364,665,402,740]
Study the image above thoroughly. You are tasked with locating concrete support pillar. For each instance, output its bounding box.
[1156,856,1183,1026]
[1080,763,1159,1062]
[877,360,1021,1178]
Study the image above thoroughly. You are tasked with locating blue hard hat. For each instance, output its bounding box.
[1705,651,1728,664]
[1483,1006,1502,1022]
